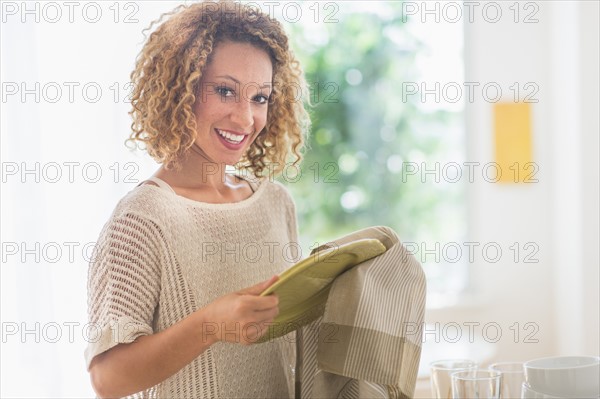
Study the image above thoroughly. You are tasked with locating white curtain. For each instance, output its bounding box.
[1,2,174,396]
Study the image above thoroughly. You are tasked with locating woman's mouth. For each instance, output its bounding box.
[215,128,249,149]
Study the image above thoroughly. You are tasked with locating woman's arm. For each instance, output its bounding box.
[89,276,279,399]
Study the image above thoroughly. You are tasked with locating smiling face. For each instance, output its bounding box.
[192,40,273,166]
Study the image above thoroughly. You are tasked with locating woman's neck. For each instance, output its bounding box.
[156,143,230,190]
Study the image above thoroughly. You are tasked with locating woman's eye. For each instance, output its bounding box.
[254,94,271,104]
[216,86,234,97]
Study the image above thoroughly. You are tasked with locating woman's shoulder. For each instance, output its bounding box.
[257,178,297,217]
[271,179,295,201]
[107,183,176,226]
[90,186,173,259]
[246,174,295,202]
[233,171,292,200]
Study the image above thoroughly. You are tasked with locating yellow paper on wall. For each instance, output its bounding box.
[494,102,534,183]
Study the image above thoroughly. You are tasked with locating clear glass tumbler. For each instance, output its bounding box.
[451,370,501,399]
[430,359,478,399]
[488,362,525,399]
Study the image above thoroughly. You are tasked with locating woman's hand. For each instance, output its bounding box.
[201,275,280,345]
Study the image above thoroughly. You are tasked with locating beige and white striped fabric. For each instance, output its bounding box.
[293,226,426,399]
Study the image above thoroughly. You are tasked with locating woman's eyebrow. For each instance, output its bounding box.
[215,74,271,89]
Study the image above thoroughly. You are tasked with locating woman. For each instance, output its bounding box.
[85,1,311,397]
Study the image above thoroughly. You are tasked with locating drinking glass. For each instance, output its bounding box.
[430,359,478,399]
[488,362,525,399]
[451,370,501,399]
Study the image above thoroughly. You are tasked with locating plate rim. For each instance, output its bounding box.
[260,238,386,297]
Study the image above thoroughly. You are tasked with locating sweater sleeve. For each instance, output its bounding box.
[84,212,163,371]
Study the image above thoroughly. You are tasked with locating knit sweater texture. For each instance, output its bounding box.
[85,176,299,398]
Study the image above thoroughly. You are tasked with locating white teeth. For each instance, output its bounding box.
[216,129,244,144]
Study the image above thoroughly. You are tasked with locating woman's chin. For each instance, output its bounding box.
[190,143,247,167]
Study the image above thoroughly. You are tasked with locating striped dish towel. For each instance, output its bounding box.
[294,226,426,399]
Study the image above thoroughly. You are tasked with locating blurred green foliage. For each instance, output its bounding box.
[276,3,467,294]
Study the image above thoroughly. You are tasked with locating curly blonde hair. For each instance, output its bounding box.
[126,0,311,176]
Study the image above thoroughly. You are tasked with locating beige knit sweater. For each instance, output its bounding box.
[85,176,299,398]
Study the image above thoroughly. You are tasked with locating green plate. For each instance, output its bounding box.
[256,238,387,343]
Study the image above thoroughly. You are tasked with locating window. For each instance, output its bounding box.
[274,1,468,304]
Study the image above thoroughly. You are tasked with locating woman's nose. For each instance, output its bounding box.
[230,98,254,132]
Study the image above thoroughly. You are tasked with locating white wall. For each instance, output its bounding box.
[425,0,599,367]
[579,1,600,356]
[555,0,600,356]
[416,2,598,395]
[425,0,555,365]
